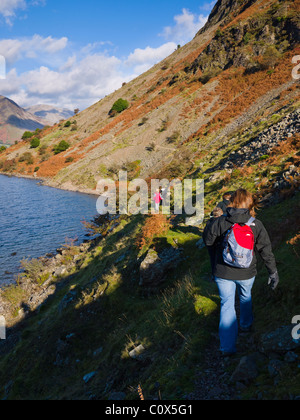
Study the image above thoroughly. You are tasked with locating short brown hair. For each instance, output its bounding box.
[223,192,232,200]
[230,189,258,217]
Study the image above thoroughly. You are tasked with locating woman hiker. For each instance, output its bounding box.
[153,189,162,213]
[203,189,279,356]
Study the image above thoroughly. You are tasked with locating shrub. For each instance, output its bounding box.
[167,131,180,144]
[258,46,282,70]
[22,131,34,140]
[41,153,51,162]
[146,142,156,152]
[138,117,149,126]
[20,258,47,285]
[34,166,40,172]
[109,98,129,116]
[0,146,6,153]
[158,117,170,133]
[243,33,251,45]
[30,137,40,148]
[34,128,42,137]
[259,154,269,161]
[136,214,171,249]
[19,152,34,165]
[1,159,17,172]
[121,160,142,180]
[215,29,223,39]
[53,140,70,155]
[1,284,28,314]
[64,121,71,127]
[39,145,48,155]
[199,69,222,84]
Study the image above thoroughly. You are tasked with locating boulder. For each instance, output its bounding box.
[139,247,183,287]
[83,372,97,384]
[230,354,259,384]
[129,344,146,360]
[260,325,300,354]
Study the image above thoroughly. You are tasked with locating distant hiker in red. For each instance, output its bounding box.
[154,189,162,212]
[203,189,279,356]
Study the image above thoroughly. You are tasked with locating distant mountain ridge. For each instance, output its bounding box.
[0,96,73,145]
[25,105,74,126]
[0,95,45,145]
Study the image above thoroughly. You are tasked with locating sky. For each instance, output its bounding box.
[0,0,216,111]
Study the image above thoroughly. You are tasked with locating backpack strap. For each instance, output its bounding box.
[245,217,255,226]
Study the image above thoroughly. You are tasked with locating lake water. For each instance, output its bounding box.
[0,175,98,285]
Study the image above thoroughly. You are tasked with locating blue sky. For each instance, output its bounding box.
[0,0,215,110]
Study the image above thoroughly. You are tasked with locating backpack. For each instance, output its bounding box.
[223,217,255,268]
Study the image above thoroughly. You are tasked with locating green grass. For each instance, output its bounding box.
[0,212,219,400]
[1,118,300,400]
[0,190,299,400]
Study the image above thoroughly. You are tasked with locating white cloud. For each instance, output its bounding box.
[0,9,207,111]
[0,0,26,22]
[160,8,208,45]
[0,0,45,25]
[0,35,68,65]
[0,36,178,110]
[0,53,130,110]
[125,42,177,74]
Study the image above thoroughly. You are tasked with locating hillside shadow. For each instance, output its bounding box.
[6,115,44,130]
[0,223,222,399]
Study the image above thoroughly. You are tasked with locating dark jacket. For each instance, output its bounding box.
[210,199,230,217]
[217,199,230,214]
[203,208,277,280]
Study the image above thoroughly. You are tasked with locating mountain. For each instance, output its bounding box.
[0,97,73,146]
[0,0,300,401]
[1,0,298,192]
[0,95,46,145]
[25,105,74,126]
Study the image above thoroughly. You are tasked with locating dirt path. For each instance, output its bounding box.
[187,295,258,400]
[187,336,238,400]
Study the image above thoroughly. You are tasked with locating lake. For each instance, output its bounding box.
[0,175,98,285]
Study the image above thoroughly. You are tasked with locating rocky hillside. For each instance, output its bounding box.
[0,0,299,401]
[0,0,299,194]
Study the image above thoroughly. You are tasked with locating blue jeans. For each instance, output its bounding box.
[215,276,255,354]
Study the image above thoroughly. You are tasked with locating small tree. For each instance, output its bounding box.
[0,146,6,153]
[53,140,70,155]
[30,138,40,149]
[22,131,34,140]
[109,98,129,117]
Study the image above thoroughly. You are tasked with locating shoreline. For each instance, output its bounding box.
[0,171,99,197]
[0,172,99,291]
